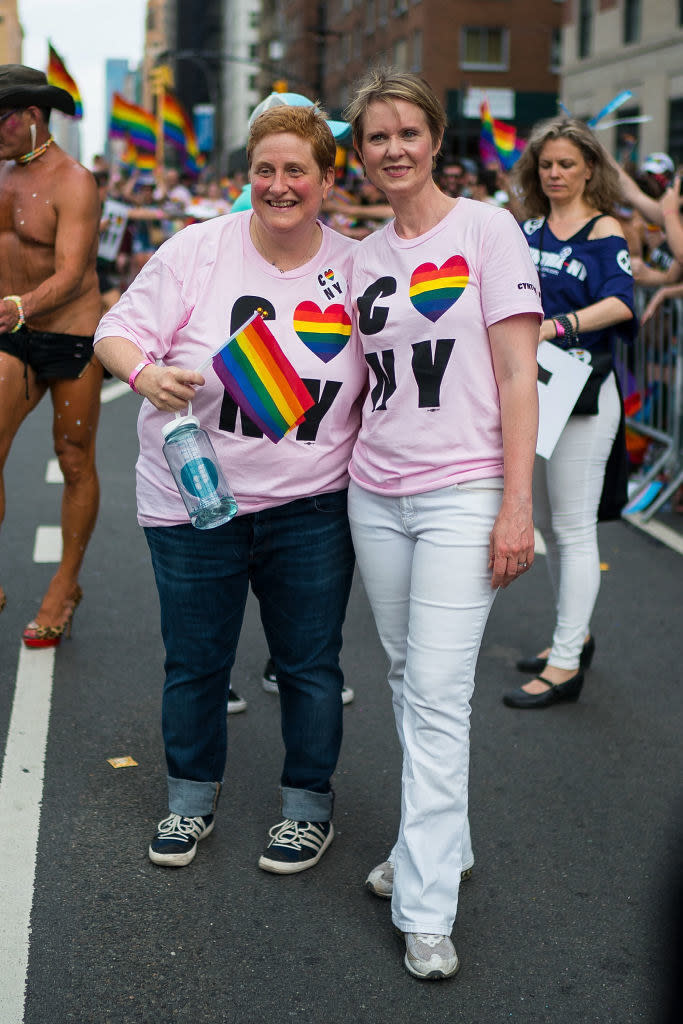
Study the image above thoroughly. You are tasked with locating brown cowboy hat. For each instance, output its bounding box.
[0,64,75,116]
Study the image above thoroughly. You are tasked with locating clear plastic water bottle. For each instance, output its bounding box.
[162,412,238,529]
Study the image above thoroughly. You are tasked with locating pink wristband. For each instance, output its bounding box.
[553,318,565,339]
[128,359,153,394]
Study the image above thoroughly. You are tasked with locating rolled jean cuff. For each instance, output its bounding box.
[167,777,221,818]
[280,785,334,822]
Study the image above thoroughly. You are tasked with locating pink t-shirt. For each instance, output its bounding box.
[95,212,366,526]
[349,199,542,495]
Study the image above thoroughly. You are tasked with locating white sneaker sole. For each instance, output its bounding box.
[258,823,334,874]
[404,951,460,980]
[227,698,248,714]
[262,679,354,704]
[148,819,215,868]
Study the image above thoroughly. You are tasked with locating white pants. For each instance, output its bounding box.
[348,478,502,933]
[534,372,621,669]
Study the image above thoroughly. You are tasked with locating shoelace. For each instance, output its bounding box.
[413,934,447,949]
[157,814,205,840]
[267,819,325,851]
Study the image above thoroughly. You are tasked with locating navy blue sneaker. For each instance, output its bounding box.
[148,813,214,867]
[258,819,334,874]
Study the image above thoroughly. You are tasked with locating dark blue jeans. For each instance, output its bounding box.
[144,489,354,822]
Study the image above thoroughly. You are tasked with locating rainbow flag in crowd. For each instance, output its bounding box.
[346,151,364,179]
[211,314,314,443]
[120,138,156,173]
[47,42,83,118]
[479,100,525,171]
[109,93,156,154]
[161,92,205,175]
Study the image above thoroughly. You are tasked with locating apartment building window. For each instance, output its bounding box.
[365,0,375,34]
[353,23,362,59]
[249,10,259,29]
[616,106,641,163]
[461,27,509,71]
[411,29,423,72]
[378,0,389,26]
[550,26,562,71]
[623,0,641,44]
[393,37,408,70]
[669,97,683,164]
[577,0,592,59]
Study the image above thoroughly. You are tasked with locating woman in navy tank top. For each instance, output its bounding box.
[503,117,636,709]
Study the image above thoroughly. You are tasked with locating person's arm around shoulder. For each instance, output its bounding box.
[487,312,539,589]
[18,162,100,322]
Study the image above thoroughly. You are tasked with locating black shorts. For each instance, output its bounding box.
[0,326,95,379]
[0,326,96,398]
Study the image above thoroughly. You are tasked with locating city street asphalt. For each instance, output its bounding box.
[0,381,680,1024]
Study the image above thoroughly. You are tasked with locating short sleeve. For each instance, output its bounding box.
[593,235,636,312]
[94,248,191,359]
[479,209,544,327]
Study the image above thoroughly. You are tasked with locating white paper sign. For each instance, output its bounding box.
[98,199,130,262]
[536,341,593,459]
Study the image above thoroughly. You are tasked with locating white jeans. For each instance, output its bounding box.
[348,478,502,933]
[534,371,621,669]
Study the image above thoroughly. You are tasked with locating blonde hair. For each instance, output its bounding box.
[345,67,446,152]
[512,116,622,218]
[247,105,337,177]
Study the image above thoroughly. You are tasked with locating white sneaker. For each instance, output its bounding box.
[261,659,354,704]
[365,859,473,899]
[404,933,459,980]
[227,688,247,714]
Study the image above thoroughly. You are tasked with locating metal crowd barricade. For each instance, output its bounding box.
[613,287,682,521]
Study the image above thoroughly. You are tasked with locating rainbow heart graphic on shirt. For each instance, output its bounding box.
[409,255,470,322]
[293,301,352,362]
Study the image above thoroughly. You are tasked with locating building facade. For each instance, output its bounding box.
[223,0,261,161]
[255,0,562,161]
[0,0,22,65]
[562,0,683,164]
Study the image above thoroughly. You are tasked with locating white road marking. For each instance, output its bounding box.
[32,526,62,563]
[624,512,683,556]
[0,646,56,1024]
[45,459,63,484]
[101,379,131,403]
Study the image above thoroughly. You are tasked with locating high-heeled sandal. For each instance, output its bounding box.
[516,635,595,674]
[503,670,584,709]
[22,585,83,649]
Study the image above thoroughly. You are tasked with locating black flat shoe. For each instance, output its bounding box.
[515,635,595,674]
[503,670,584,709]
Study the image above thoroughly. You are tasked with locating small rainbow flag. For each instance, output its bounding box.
[480,100,525,171]
[47,42,83,119]
[210,314,314,443]
[120,138,156,173]
[109,93,156,154]
[161,92,206,175]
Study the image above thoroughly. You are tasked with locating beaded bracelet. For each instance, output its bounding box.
[3,294,25,333]
[128,359,154,394]
[554,313,576,343]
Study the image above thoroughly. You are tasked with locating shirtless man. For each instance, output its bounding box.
[0,65,102,645]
